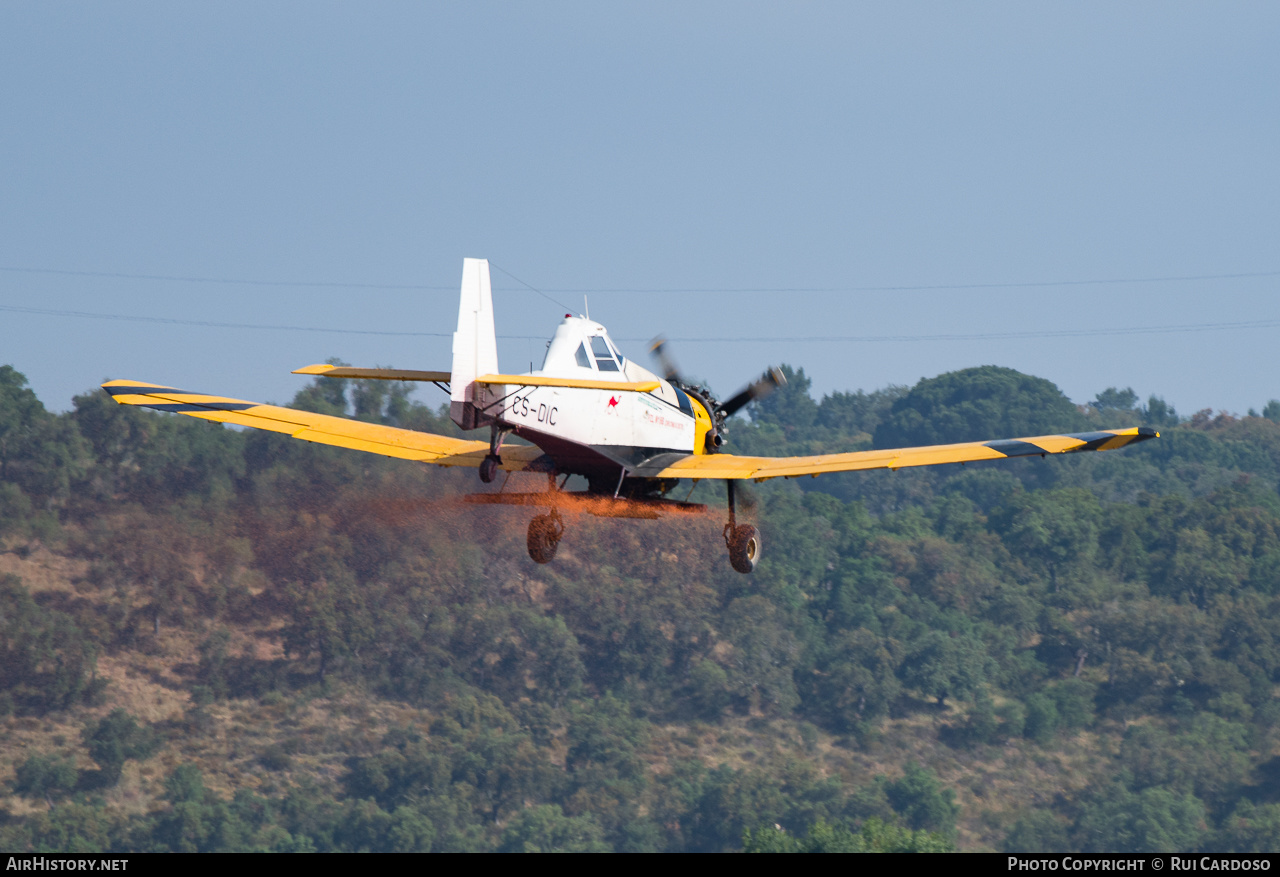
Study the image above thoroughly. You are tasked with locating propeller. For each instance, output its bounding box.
[718,367,786,418]
[649,337,786,452]
[649,337,683,384]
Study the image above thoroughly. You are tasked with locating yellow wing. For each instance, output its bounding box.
[101,380,547,472]
[288,368,659,393]
[631,427,1159,481]
[291,364,451,382]
[288,363,660,391]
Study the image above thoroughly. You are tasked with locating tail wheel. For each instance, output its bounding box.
[527,513,563,564]
[728,524,761,574]
[479,454,501,484]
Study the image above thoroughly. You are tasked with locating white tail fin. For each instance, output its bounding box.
[450,258,499,430]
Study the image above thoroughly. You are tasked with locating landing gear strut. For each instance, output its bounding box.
[480,426,511,484]
[724,481,761,574]
[527,509,564,564]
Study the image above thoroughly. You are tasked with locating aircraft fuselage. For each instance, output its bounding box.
[475,316,708,481]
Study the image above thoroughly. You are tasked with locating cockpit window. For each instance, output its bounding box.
[575,343,592,369]
[590,336,620,372]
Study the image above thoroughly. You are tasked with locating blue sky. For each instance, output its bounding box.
[2,3,1278,421]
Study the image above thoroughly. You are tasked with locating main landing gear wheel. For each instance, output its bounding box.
[728,524,761,574]
[527,512,565,564]
[722,480,761,574]
[479,454,501,484]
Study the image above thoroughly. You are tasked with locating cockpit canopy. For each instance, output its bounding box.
[541,315,628,374]
[535,314,672,402]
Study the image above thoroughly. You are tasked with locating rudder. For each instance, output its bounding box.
[450,258,499,430]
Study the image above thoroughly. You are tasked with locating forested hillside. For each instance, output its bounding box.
[3,361,1280,852]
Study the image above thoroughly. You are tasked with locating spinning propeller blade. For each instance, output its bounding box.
[719,367,787,418]
[649,336,683,384]
[650,336,786,443]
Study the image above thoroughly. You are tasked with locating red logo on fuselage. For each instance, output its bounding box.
[608,396,619,407]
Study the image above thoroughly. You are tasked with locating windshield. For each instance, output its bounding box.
[590,336,619,372]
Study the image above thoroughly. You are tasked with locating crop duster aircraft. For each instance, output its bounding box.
[103,258,1159,573]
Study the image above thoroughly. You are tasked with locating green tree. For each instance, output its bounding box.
[1142,395,1180,427]
[332,798,437,853]
[351,375,414,426]
[0,481,35,538]
[899,630,993,707]
[280,572,362,682]
[679,765,790,853]
[152,764,224,852]
[874,366,1084,449]
[1048,678,1097,730]
[1213,801,1280,853]
[1004,810,1071,852]
[83,709,157,787]
[816,385,909,439]
[72,385,245,505]
[1120,716,1251,809]
[744,817,953,852]
[563,694,651,843]
[1023,693,1059,743]
[884,762,959,835]
[686,659,732,719]
[87,510,198,637]
[956,692,1000,746]
[0,575,97,713]
[750,364,819,435]
[1072,784,1205,853]
[1091,387,1139,416]
[15,801,130,853]
[1157,525,1252,608]
[720,595,801,715]
[808,628,902,728]
[498,804,610,852]
[0,365,87,508]
[12,754,78,803]
[450,607,585,706]
[996,488,1102,591]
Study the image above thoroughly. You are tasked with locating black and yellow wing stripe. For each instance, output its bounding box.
[101,380,546,471]
[630,427,1159,481]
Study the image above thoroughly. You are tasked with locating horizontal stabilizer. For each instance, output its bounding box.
[293,364,451,382]
[476,374,661,393]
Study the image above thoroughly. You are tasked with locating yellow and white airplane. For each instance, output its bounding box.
[103,258,1158,573]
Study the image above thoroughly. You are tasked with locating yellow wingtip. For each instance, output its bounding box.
[101,379,179,390]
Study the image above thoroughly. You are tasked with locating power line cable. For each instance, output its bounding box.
[639,318,1280,344]
[2,264,1278,294]
[489,263,576,312]
[5,302,1278,344]
[0,265,450,290]
[0,303,541,339]
[569,269,1280,293]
